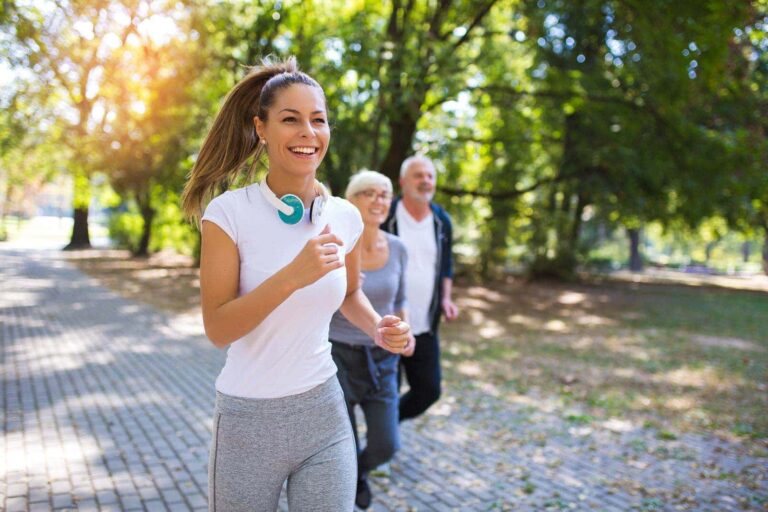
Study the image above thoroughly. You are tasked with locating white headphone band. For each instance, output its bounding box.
[259,177,329,223]
[314,181,329,200]
[259,177,294,216]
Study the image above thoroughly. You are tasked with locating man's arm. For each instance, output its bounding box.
[441,277,458,321]
[440,207,458,321]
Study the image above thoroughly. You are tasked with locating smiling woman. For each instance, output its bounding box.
[180,57,411,512]
[253,85,330,182]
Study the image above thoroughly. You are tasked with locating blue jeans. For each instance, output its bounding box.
[330,341,400,476]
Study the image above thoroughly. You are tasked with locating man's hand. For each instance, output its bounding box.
[442,298,459,321]
[402,333,416,357]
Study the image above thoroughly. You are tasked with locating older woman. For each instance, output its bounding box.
[329,170,414,509]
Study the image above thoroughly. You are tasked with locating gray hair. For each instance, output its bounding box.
[345,169,393,200]
[399,155,435,179]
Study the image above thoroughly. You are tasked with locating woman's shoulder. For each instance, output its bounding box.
[385,232,407,254]
[327,195,353,210]
[206,185,254,210]
[384,231,402,243]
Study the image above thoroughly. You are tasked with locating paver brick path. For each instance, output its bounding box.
[2,248,766,511]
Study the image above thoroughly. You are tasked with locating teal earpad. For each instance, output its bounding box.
[279,194,304,225]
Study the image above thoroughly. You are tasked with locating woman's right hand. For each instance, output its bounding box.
[284,224,345,289]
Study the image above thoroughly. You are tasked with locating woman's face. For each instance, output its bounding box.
[350,186,392,227]
[255,84,330,179]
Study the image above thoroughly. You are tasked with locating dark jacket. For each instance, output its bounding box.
[381,197,454,335]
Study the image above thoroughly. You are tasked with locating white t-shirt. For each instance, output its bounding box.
[395,202,436,335]
[202,183,363,399]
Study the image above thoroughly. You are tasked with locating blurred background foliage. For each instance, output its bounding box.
[1,0,766,278]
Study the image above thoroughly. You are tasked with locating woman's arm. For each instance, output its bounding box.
[339,239,411,353]
[200,222,344,348]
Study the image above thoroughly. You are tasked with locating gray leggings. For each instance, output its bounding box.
[208,377,357,511]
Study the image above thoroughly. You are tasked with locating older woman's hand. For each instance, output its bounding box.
[374,315,411,354]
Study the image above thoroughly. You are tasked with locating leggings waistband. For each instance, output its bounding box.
[215,376,341,417]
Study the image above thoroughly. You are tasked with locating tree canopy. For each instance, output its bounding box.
[2,0,766,273]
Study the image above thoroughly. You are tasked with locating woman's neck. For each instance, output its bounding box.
[266,171,317,206]
[361,225,383,250]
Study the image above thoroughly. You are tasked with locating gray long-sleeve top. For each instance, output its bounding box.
[329,232,408,346]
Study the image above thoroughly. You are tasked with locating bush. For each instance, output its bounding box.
[106,190,198,256]
[108,210,143,251]
[150,198,198,256]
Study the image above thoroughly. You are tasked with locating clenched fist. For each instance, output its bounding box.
[286,224,344,289]
[374,315,412,354]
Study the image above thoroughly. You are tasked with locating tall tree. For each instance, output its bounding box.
[511,0,755,277]
[0,91,63,237]
[700,4,768,273]
[6,0,141,248]
[100,4,215,256]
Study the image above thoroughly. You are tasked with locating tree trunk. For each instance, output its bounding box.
[370,95,387,169]
[379,115,418,185]
[628,228,643,272]
[550,114,580,277]
[705,240,718,263]
[64,171,91,250]
[134,189,155,257]
[741,241,750,263]
[135,205,155,257]
[480,198,512,279]
[65,208,91,249]
[568,191,586,252]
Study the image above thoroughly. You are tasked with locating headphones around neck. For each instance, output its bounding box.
[259,177,329,225]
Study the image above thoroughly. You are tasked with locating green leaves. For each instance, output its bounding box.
[4,0,766,268]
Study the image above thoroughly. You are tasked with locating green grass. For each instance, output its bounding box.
[443,279,768,440]
[622,286,768,342]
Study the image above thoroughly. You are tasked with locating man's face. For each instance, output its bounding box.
[400,161,435,204]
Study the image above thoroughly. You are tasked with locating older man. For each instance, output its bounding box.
[382,155,459,421]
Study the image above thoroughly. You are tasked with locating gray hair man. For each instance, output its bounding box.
[382,155,458,421]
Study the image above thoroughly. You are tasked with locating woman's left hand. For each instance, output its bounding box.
[374,315,411,354]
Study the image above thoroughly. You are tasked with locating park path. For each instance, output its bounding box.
[1,246,766,511]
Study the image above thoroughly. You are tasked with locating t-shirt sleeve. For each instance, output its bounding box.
[344,200,364,254]
[201,194,237,244]
[393,237,408,312]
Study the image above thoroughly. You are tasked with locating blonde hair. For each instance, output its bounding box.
[181,56,325,224]
[345,170,393,200]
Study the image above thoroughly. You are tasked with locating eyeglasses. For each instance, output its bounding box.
[356,189,393,201]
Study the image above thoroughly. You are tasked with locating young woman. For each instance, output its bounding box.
[328,170,415,509]
[181,57,411,512]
